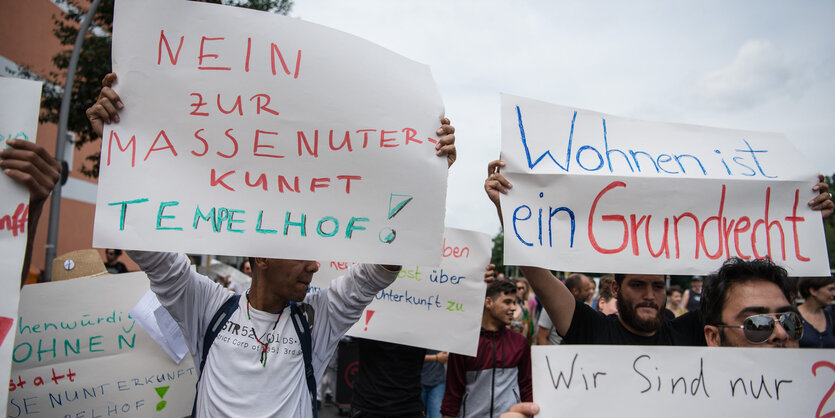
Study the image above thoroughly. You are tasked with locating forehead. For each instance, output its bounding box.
[622,274,665,285]
[497,292,516,301]
[722,280,791,319]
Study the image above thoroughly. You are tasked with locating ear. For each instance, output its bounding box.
[484,296,493,309]
[704,325,721,347]
[254,258,270,271]
[611,280,620,296]
[809,287,820,299]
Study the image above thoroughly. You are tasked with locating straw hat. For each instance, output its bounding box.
[52,249,109,281]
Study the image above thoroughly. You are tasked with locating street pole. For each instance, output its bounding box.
[44,0,103,281]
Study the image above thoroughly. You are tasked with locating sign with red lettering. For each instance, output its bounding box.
[7,273,196,417]
[94,0,447,265]
[309,228,491,356]
[1,76,42,417]
[500,94,828,275]
[532,345,835,417]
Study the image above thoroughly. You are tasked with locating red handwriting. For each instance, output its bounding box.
[106,127,428,167]
[329,261,357,270]
[209,171,361,194]
[8,368,76,392]
[157,30,301,78]
[0,203,28,237]
[813,361,835,418]
[587,181,808,262]
[442,238,470,258]
[189,92,280,117]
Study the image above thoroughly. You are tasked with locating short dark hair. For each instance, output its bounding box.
[701,257,793,326]
[107,249,122,256]
[666,285,683,296]
[565,273,588,292]
[798,276,835,299]
[486,280,517,299]
[614,273,626,286]
[239,259,251,271]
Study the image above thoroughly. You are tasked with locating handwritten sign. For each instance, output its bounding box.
[1,76,43,417]
[94,0,447,265]
[532,345,835,417]
[310,228,490,356]
[500,94,829,275]
[7,273,196,417]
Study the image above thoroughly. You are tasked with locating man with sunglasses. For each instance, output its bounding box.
[702,257,803,347]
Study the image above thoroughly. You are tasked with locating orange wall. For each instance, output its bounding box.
[2,0,139,276]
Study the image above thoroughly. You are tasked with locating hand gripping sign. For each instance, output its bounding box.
[499,94,829,276]
[95,0,447,266]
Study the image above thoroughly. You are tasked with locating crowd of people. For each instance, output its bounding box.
[2,62,833,418]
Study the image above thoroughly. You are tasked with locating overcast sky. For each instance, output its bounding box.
[291,0,835,237]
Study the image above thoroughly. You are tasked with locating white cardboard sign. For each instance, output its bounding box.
[6,273,196,418]
[500,94,828,275]
[94,0,447,266]
[309,228,490,356]
[1,76,43,418]
[532,345,835,417]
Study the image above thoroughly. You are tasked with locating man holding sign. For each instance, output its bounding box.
[88,74,456,417]
[486,159,831,346]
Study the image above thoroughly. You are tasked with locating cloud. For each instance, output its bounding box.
[691,40,802,109]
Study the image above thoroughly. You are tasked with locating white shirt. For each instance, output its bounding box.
[129,251,397,417]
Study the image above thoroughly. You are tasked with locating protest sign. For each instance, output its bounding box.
[7,273,196,417]
[500,93,829,275]
[532,345,835,417]
[94,0,448,266]
[1,76,43,417]
[309,228,490,356]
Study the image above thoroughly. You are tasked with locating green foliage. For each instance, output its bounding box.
[491,231,504,272]
[16,0,292,178]
[824,174,835,270]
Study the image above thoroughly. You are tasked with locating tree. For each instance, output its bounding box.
[16,0,292,178]
[490,230,504,273]
[824,174,835,270]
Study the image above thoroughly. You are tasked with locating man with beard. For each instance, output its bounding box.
[523,270,704,345]
[483,159,832,347]
[702,257,803,348]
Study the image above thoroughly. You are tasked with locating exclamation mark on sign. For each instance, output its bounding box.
[364,310,375,331]
[155,386,170,411]
[379,194,413,244]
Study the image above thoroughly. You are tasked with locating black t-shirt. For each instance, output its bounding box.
[350,338,427,414]
[563,302,706,346]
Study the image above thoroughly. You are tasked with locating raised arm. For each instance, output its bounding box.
[0,139,62,286]
[484,159,576,336]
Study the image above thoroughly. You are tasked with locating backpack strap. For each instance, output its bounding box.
[192,294,241,417]
[289,301,318,418]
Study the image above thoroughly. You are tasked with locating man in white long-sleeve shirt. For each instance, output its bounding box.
[88,72,458,417]
[131,251,400,417]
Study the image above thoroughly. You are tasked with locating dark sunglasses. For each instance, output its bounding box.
[716,312,803,344]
